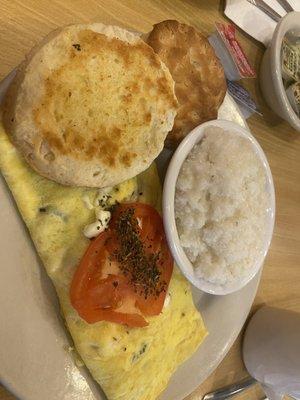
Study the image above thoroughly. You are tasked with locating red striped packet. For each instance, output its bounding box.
[215,22,256,79]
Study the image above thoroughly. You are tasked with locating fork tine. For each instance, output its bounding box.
[275,0,294,13]
[245,0,282,22]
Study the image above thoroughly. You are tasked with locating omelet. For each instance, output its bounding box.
[0,114,207,400]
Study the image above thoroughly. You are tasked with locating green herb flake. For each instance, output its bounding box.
[72,43,81,51]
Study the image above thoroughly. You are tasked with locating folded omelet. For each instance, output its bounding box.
[0,115,207,400]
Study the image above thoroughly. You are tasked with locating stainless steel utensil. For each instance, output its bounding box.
[275,0,294,13]
[246,0,282,22]
[202,377,257,400]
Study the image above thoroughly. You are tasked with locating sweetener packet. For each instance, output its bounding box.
[209,22,256,81]
[227,80,262,118]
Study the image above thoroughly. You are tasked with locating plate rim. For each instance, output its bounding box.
[0,71,261,400]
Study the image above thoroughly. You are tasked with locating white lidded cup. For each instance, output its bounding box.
[259,11,300,131]
[243,306,300,400]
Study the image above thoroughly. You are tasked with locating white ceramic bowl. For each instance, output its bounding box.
[260,11,300,131]
[162,120,275,295]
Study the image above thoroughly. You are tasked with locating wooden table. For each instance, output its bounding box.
[0,1,299,399]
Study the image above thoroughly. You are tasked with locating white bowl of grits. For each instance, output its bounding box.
[162,120,275,295]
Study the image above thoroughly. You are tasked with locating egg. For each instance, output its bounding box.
[0,114,207,400]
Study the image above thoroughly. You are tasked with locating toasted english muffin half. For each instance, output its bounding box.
[147,20,226,148]
[4,23,177,187]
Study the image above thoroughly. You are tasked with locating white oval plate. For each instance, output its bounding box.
[0,69,260,400]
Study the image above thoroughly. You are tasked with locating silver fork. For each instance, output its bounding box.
[202,377,258,400]
[275,0,294,13]
[245,0,282,22]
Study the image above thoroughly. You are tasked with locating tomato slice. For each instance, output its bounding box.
[70,203,173,328]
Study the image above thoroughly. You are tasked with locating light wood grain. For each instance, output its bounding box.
[0,1,299,399]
